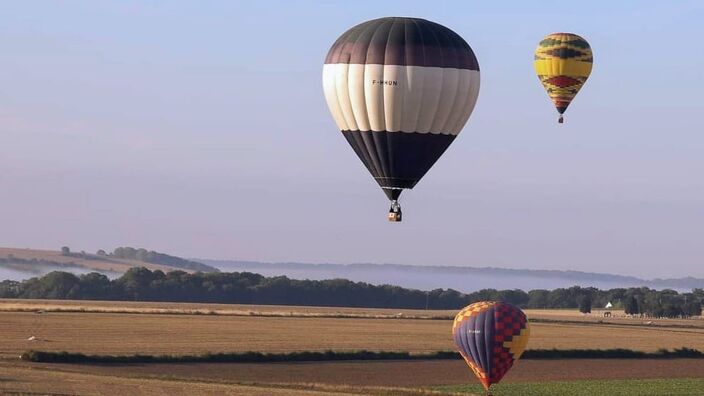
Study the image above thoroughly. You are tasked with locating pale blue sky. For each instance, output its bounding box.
[1,1,703,278]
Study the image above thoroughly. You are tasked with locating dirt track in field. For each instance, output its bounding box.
[4,359,704,390]
[0,362,346,396]
[68,359,704,385]
[87,359,704,385]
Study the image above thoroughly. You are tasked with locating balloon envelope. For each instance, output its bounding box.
[322,17,480,201]
[452,301,530,390]
[534,33,592,122]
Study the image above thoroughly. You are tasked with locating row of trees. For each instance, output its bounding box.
[0,268,702,317]
[58,246,217,272]
[110,246,217,272]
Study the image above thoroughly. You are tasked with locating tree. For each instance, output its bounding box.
[23,271,81,299]
[624,295,640,315]
[96,250,107,256]
[684,300,702,317]
[527,290,550,308]
[578,294,592,314]
[61,246,71,256]
[0,280,21,298]
[547,288,574,308]
[79,273,111,299]
[663,303,683,318]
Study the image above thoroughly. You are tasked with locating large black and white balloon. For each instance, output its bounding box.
[322,17,480,220]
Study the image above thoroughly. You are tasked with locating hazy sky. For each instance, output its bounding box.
[2,1,703,278]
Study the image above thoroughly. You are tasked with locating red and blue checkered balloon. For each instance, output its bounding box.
[452,301,530,390]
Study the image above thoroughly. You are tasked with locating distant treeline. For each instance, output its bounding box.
[56,246,217,273]
[21,348,704,364]
[0,268,702,317]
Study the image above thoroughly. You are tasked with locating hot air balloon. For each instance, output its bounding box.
[322,17,480,221]
[534,33,592,123]
[452,301,530,394]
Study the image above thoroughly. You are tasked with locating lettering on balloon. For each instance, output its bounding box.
[371,80,398,86]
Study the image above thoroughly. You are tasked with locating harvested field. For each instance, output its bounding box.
[3,300,702,326]
[0,311,450,358]
[2,300,704,395]
[0,298,459,318]
[526,308,704,328]
[528,322,704,351]
[2,314,704,361]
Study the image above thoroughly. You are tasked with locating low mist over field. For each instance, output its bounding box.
[205,260,704,293]
[0,264,110,282]
[3,246,702,292]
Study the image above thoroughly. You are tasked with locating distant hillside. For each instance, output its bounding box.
[110,247,216,273]
[201,260,704,292]
[0,247,217,280]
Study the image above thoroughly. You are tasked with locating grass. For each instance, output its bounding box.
[434,378,704,395]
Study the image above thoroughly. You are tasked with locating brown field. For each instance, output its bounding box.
[3,299,702,325]
[3,359,704,395]
[0,362,364,396]
[0,247,179,273]
[14,358,704,387]
[1,300,704,361]
[0,311,450,358]
[2,300,704,395]
[0,298,459,318]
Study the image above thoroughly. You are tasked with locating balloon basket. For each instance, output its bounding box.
[388,201,402,222]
